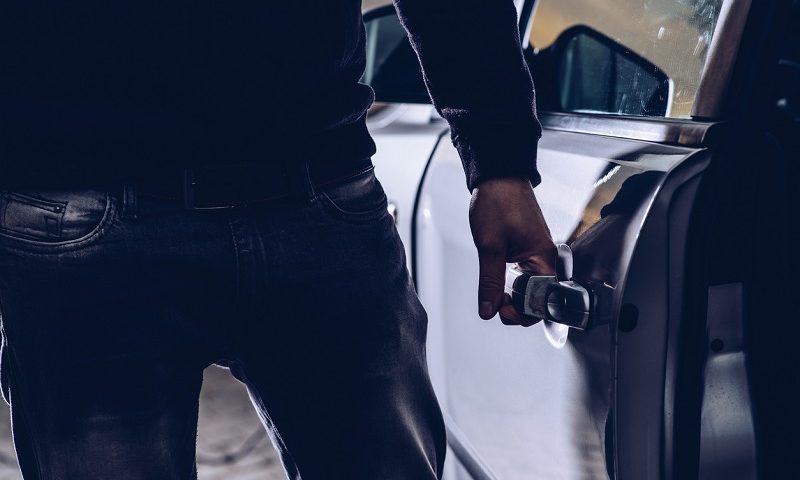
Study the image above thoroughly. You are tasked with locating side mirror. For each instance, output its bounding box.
[361,6,430,104]
[551,26,671,117]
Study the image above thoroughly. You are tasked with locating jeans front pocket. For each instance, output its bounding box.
[0,190,116,253]
[318,167,389,224]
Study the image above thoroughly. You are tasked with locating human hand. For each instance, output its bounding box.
[469,177,556,326]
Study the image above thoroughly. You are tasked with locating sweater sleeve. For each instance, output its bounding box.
[392,0,542,191]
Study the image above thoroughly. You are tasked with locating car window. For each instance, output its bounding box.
[529,0,726,118]
[362,8,430,104]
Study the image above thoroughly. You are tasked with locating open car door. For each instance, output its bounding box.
[409,0,788,478]
[362,0,791,477]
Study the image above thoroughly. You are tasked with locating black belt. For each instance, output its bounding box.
[134,159,374,210]
[0,114,379,203]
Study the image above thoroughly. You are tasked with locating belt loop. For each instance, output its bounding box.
[301,159,317,202]
[182,168,196,210]
[121,184,138,220]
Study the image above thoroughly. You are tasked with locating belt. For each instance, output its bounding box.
[134,158,374,210]
[0,115,378,207]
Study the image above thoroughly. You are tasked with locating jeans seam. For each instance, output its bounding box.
[319,191,388,217]
[301,160,317,203]
[121,185,138,220]
[234,366,302,480]
[318,192,389,224]
[226,216,243,315]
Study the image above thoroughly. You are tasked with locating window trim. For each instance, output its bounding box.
[692,0,753,118]
[539,111,721,147]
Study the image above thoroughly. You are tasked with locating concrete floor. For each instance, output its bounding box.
[0,366,285,480]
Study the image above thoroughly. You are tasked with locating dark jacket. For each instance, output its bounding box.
[0,0,541,190]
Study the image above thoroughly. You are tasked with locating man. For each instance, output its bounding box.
[0,0,554,477]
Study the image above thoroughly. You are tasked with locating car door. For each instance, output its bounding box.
[410,0,771,479]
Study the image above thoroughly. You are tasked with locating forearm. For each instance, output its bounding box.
[393,0,542,190]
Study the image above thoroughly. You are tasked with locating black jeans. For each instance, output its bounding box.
[0,166,445,479]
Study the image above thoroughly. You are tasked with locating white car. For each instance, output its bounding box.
[363,0,796,478]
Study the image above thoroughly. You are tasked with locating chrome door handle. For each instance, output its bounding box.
[545,278,593,331]
[505,244,595,331]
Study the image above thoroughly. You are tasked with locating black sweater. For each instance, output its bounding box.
[0,0,541,190]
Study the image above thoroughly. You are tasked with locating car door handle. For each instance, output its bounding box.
[545,278,593,330]
[505,244,596,331]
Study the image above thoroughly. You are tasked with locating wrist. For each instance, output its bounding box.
[471,176,534,195]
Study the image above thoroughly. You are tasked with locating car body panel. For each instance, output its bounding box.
[418,129,711,479]
[368,105,448,261]
[360,0,764,477]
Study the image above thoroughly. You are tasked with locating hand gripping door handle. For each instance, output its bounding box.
[505,244,595,330]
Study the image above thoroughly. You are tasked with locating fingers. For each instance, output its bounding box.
[477,248,555,324]
[515,249,557,277]
[498,293,542,327]
[494,250,556,326]
[477,245,507,320]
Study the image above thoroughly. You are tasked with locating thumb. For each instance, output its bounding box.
[477,246,507,320]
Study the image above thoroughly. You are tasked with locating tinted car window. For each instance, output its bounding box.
[530,0,725,118]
